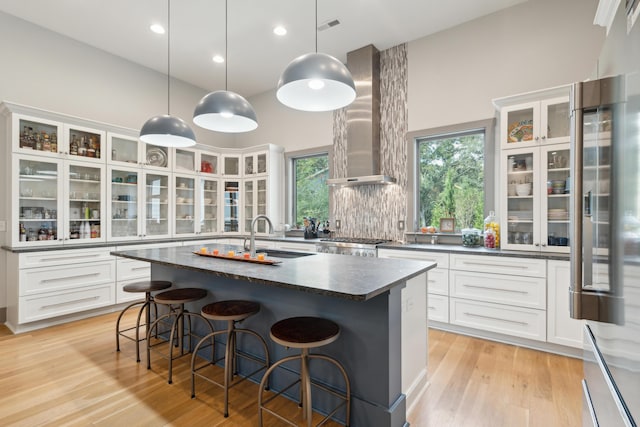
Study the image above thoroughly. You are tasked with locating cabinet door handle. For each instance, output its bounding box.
[40,272,101,283]
[459,260,529,269]
[535,136,540,141]
[41,295,100,309]
[463,312,528,326]
[39,254,101,263]
[428,305,437,310]
[132,266,150,271]
[541,135,546,140]
[462,284,528,294]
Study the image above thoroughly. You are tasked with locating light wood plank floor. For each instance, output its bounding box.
[0,313,583,426]
[410,329,583,427]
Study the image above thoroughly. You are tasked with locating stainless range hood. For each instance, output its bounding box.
[327,45,396,187]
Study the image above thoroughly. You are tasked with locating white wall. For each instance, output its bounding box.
[0,11,234,148]
[407,0,604,132]
[236,88,333,151]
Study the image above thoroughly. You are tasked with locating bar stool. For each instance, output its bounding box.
[191,300,270,417]
[258,316,351,427]
[115,280,172,362]
[146,287,214,384]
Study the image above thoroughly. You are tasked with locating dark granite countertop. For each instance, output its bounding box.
[111,243,436,301]
[1,235,319,253]
[377,242,571,261]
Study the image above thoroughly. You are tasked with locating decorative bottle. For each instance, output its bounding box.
[484,210,500,249]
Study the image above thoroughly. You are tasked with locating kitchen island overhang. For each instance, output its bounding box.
[111,244,435,427]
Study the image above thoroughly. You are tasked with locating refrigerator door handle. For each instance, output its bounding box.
[570,82,585,319]
[581,379,599,427]
[584,191,594,288]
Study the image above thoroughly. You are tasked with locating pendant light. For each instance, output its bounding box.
[193,0,258,133]
[276,0,356,112]
[140,0,196,147]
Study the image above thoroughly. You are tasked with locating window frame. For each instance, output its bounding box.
[285,146,333,229]
[406,118,496,232]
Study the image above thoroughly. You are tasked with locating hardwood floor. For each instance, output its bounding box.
[409,329,583,427]
[0,313,583,426]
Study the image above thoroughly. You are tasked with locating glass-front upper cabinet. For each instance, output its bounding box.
[542,144,571,253]
[12,114,63,157]
[65,161,105,243]
[501,147,540,251]
[174,174,196,236]
[200,178,219,234]
[13,155,63,246]
[221,154,241,177]
[174,148,197,174]
[143,172,171,238]
[243,178,269,234]
[143,143,171,171]
[107,132,141,166]
[63,124,105,164]
[498,93,570,150]
[107,166,141,240]
[243,151,268,176]
[223,180,240,233]
[200,151,218,177]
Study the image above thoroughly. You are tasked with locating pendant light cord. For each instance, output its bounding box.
[225,0,228,91]
[167,0,171,115]
[315,0,318,53]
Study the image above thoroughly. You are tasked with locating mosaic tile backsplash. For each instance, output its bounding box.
[331,43,408,242]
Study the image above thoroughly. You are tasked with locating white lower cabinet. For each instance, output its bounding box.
[378,249,449,323]
[547,260,584,348]
[274,241,317,252]
[7,247,116,329]
[449,253,547,342]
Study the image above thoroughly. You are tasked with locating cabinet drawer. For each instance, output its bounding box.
[117,258,151,281]
[20,261,116,296]
[427,268,449,295]
[19,284,115,324]
[450,298,546,341]
[427,294,449,323]
[19,247,114,269]
[450,254,545,277]
[450,270,546,309]
[275,242,316,252]
[377,249,449,269]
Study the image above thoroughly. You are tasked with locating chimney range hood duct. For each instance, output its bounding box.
[327,45,396,187]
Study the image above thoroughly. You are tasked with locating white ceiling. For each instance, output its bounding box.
[0,0,527,98]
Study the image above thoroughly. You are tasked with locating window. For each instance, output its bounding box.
[287,149,330,229]
[408,119,495,232]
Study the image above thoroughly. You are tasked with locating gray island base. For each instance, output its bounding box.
[111,244,435,427]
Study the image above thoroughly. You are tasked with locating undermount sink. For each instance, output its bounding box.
[257,249,315,259]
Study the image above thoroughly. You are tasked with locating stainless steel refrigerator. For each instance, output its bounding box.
[570,2,640,426]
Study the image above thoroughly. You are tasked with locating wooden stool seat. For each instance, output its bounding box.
[123,280,172,293]
[116,280,173,362]
[259,316,350,426]
[147,287,213,384]
[191,300,269,418]
[201,300,260,321]
[154,288,208,305]
[270,316,340,349]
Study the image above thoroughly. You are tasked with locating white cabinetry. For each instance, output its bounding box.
[449,254,547,342]
[274,241,317,252]
[495,87,571,254]
[547,260,584,348]
[5,247,116,331]
[378,249,449,323]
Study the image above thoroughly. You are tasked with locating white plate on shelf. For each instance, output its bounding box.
[147,148,167,167]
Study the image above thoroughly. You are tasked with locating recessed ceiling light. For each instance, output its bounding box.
[273,25,287,36]
[212,55,225,63]
[150,24,165,34]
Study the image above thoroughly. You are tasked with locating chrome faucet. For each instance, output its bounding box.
[249,215,274,257]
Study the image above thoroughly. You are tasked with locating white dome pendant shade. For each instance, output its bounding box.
[277,52,356,112]
[139,114,197,147]
[139,0,196,147]
[193,0,258,133]
[193,90,258,133]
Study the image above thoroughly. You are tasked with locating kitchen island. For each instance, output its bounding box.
[111,243,435,427]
